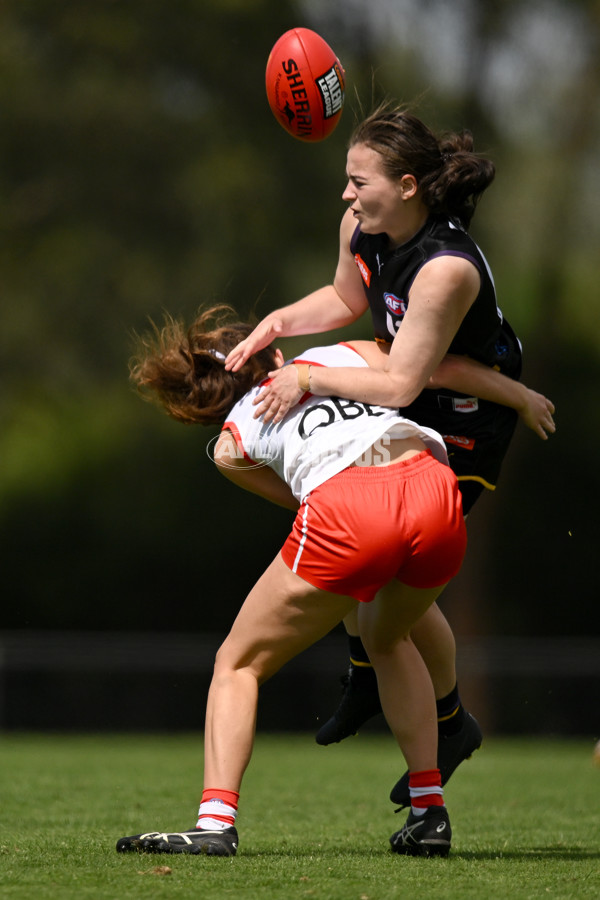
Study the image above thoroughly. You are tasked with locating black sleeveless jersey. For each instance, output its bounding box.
[350,215,523,508]
[350,215,522,378]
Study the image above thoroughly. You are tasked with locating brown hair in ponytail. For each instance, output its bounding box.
[350,102,495,228]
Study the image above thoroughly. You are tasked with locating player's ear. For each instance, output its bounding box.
[400,173,418,198]
[273,348,285,369]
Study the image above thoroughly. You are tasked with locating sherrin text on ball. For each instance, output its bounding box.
[265,27,345,142]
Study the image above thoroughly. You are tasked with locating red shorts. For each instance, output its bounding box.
[281,450,467,603]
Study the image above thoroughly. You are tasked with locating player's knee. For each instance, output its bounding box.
[361,627,412,660]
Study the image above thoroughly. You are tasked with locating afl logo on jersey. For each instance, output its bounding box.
[384,293,407,316]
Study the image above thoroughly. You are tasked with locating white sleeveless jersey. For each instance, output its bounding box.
[222,343,448,502]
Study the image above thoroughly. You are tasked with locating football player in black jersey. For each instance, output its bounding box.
[225,103,555,807]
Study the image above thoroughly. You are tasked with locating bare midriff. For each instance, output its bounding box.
[351,435,427,469]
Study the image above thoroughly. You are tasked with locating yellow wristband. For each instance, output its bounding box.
[296,364,311,392]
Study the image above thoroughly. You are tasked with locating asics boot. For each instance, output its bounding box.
[390,806,451,857]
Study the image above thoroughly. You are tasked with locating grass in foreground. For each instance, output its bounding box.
[0,733,598,900]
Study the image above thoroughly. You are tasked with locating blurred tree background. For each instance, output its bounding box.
[0,0,598,733]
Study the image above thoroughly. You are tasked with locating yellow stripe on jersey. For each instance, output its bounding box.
[457,474,496,491]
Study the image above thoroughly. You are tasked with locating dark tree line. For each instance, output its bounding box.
[1,0,598,651]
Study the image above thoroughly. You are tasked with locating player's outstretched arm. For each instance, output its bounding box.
[254,254,479,423]
[429,354,556,440]
[225,210,367,373]
[224,286,357,373]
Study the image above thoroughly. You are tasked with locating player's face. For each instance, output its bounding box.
[343,144,414,243]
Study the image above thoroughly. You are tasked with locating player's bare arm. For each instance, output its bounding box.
[225,210,367,373]
[428,355,556,439]
[255,255,479,423]
[214,431,299,510]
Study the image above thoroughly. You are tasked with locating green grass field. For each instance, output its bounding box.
[0,733,598,899]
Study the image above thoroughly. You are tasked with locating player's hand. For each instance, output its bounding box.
[518,389,556,439]
[253,365,304,423]
[225,317,284,372]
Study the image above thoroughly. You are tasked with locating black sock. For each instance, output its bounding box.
[347,635,376,685]
[348,635,371,666]
[436,683,466,737]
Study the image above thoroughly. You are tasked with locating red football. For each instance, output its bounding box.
[265,28,345,142]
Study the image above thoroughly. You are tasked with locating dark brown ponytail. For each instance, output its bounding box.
[424,130,495,228]
[350,102,495,228]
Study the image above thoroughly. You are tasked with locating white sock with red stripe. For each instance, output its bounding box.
[409,768,444,817]
[196,788,239,831]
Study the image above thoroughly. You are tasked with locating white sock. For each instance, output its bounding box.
[196,798,237,831]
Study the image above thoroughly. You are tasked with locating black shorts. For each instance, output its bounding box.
[401,391,519,515]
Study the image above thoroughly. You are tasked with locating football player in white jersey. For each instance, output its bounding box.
[116,305,553,860]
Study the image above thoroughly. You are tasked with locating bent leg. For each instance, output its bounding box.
[342,596,456,699]
[204,552,356,791]
[342,605,359,636]
[316,594,457,746]
[358,581,447,772]
[408,601,457,700]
